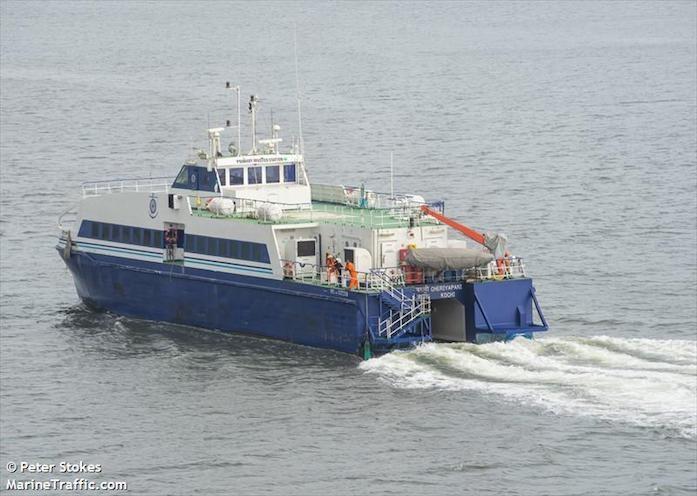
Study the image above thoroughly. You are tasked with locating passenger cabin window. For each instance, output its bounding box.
[77,220,271,263]
[266,165,280,183]
[284,163,296,183]
[229,167,244,185]
[78,220,163,249]
[248,166,262,184]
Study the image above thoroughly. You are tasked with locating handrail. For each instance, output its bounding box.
[81,177,174,198]
[279,258,528,292]
[81,175,173,186]
[57,205,78,231]
[369,268,408,308]
[378,294,431,338]
[280,259,381,290]
[475,258,527,280]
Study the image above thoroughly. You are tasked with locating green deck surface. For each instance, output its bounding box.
[191,201,438,229]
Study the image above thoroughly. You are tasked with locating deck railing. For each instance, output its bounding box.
[280,257,528,291]
[82,177,174,198]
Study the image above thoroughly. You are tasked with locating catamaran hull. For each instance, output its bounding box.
[58,247,547,356]
[60,249,377,354]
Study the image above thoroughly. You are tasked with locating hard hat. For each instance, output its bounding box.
[336,258,342,263]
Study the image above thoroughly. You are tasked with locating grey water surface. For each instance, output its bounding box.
[1,1,696,495]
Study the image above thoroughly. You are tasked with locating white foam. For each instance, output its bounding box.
[360,336,697,439]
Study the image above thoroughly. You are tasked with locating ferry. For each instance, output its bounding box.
[57,86,548,358]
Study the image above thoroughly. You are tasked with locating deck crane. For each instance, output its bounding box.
[419,205,508,258]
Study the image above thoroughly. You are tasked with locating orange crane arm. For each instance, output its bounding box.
[420,205,487,246]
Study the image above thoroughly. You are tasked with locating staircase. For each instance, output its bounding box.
[369,269,431,340]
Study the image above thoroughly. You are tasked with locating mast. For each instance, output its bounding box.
[390,151,394,198]
[225,82,241,155]
[294,27,304,156]
[249,94,259,154]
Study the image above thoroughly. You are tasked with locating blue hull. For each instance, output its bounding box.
[61,248,372,354]
[58,247,548,356]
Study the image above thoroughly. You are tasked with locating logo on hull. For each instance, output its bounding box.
[148,194,158,218]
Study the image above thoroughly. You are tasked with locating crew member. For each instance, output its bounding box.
[326,253,336,284]
[335,257,344,286]
[346,260,358,289]
[165,228,177,261]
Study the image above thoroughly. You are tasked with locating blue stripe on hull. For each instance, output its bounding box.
[60,248,368,354]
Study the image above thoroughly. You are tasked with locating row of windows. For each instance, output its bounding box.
[217,163,296,186]
[184,234,270,263]
[79,220,165,248]
[77,220,270,264]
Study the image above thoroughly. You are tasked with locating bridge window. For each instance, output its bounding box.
[199,169,218,192]
[284,163,296,183]
[172,165,219,192]
[248,166,262,184]
[266,165,280,183]
[173,166,192,189]
[230,167,243,185]
[217,169,226,186]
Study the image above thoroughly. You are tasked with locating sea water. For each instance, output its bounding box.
[1,1,695,495]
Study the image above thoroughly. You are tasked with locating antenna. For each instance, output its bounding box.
[294,25,304,156]
[390,151,394,198]
[249,94,259,154]
[225,82,241,155]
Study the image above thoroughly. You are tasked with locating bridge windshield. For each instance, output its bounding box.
[172,165,220,192]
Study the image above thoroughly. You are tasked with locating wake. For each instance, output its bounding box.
[359,336,697,439]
